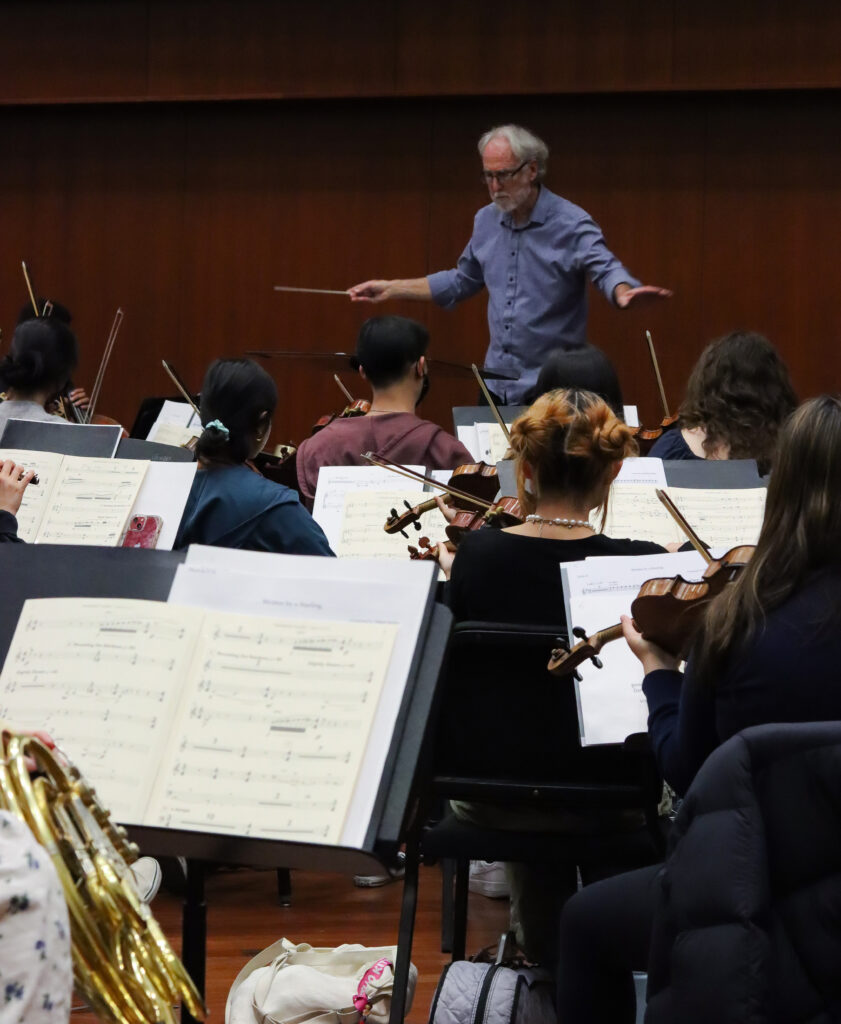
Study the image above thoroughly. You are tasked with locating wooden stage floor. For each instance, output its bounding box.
[77,863,510,1023]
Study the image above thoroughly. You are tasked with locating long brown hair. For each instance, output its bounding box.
[509,388,638,524]
[691,396,841,687]
[679,331,797,474]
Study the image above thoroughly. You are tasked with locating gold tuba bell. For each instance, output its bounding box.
[0,732,206,1024]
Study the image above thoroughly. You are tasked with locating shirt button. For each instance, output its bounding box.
[505,325,510,330]
[510,251,515,256]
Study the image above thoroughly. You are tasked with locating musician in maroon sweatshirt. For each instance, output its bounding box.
[295,316,472,508]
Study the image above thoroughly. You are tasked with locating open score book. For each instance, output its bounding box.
[0,597,398,847]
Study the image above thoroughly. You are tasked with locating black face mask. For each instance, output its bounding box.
[415,371,430,408]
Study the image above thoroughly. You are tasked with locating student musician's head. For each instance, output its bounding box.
[509,389,638,520]
[17,299,73,326]
[196,358,277,464]
[694,395,841,687]
[352,316,429,406]
[0,317,79,400]
[525,345,624,417]
[680,331,796,474]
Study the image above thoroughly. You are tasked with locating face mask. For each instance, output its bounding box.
[415,371,430,407]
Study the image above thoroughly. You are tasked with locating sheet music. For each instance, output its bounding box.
[36,455,148,545]
[336,489,449,559]
[146,400,200,443]
[147,613,398,845]
[667,487,766,548]
[623,405,639,428]
[148,423,201,449]
[0,598,203,823]
[561,552,706,746]
[312,465,425,550]
[0,597,400,846]
[168,555,436,846]
[476,422,511,464]
[0,448,63,542]
[597,484,679,545]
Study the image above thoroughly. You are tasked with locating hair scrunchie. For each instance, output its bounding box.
[205,419,230,438]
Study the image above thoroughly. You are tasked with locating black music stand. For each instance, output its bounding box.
[0,545,452,1024]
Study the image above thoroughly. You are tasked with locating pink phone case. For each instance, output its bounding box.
[120,515,163,549]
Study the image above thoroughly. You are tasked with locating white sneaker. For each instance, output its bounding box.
[468,860,510,899]
[129,856,162,903]
[353,851,406,888]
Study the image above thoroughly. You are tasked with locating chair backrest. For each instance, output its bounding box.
[646,721,841,1024]
[432,621,661,806]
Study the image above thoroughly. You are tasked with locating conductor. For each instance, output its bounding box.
[349,124,671,404]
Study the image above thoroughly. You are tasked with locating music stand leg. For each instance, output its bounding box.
[389,842,420,1024]
[181,858,206,1024]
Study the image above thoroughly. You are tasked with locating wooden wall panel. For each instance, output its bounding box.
[4,2,841,104]
[674,1,841,90]
[395,1,674,96]
[146,1,396,100]
[0,105,186,423]
[0,2,149,103]
[2,90,840,444]
[697,93,841,397]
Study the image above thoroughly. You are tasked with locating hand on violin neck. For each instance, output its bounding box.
[68,387,90,411]
[434,494,457,523]
[433,542,456,578]
[621,615,680,674]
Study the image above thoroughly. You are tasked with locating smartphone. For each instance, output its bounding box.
[120,515,163,549]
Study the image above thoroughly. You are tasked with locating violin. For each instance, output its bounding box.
[547,518,754,677]
[630,330,679,454]
[384,461,500,537]
[444,495,523,545]
[309,375,370,433]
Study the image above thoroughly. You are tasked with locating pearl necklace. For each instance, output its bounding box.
[525,514,593,530]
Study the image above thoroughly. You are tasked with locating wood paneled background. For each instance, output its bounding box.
[1,2,840,443]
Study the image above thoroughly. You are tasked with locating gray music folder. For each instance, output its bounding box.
[0,418,122,458]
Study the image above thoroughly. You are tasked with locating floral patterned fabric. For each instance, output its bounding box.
[0,812,71,1024]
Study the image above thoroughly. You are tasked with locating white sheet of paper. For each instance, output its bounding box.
[623,405,639,428]
[36,455,148,545]
[0,448,64,542]
[183,544,435,585]
[615,458,667,487]
[146,400,200,442]
[456,425,481,462]
[475,422,511,464]
[312,465,425,550]
[168,559,436,846]
[561,551,707,746]
[129,461,198,550]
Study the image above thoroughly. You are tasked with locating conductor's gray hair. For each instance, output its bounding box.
[478,125,549,181]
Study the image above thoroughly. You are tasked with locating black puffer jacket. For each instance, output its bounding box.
[645,722,841,1024]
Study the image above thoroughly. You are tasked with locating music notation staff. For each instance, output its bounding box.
[0,598,399,845]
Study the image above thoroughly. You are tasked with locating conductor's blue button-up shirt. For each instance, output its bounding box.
[427,187,639,404]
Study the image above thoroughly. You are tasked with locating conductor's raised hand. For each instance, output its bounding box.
[0,460,36,517]
[614,284,673,309]
[347,280,394,303]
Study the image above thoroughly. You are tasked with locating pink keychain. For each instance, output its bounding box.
[352,958,393,1019]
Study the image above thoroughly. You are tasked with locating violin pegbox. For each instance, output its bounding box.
[384,499,424,538]
[547,626,605,677]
